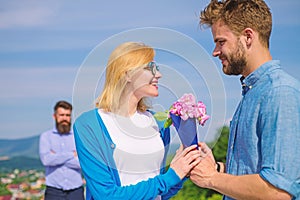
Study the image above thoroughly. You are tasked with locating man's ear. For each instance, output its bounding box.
[243,28,255,48]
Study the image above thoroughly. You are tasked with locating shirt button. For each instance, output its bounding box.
[111,144,115,149]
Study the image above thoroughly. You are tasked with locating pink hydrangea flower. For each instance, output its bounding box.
[170,93,209,126]
[154,93,210,128]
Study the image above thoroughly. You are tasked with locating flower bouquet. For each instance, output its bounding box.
[154,93,210,148]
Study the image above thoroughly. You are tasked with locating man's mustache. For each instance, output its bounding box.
[59,120,71,124]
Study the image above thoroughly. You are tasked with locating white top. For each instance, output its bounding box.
[98,109,165,191]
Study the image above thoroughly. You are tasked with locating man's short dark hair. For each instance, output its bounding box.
[54,100,72,112]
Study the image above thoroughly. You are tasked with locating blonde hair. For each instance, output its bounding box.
[96,42,155,112]
[200,0,272,48]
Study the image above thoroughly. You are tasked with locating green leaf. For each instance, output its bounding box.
[153,111,169,121]
[164,118,173,128]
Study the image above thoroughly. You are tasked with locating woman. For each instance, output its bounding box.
[73,42,201,200]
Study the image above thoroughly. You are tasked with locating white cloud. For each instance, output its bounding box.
[0,1,61,29]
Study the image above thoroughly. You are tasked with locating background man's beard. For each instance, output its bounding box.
[56,121,71,134]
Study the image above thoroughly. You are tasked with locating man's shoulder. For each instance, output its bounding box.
[40,129,53,136]
[266,68,300,91]
[257,69,300,105]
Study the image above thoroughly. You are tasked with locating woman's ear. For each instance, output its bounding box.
[125,71,132,83]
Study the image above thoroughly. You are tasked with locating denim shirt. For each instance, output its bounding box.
[225,60,300,199]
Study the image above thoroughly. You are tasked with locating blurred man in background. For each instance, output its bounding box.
[39,100,84,200]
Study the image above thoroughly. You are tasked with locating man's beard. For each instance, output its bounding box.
[223,40,247,75]
[56,121,71,134]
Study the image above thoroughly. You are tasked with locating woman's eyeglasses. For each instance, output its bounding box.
[144,61,160,76]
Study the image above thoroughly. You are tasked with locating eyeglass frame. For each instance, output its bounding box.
[143,61,160,76]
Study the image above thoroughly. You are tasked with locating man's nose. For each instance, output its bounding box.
[212,46,221,57]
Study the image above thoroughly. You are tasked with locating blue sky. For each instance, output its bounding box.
[0,0,299,141]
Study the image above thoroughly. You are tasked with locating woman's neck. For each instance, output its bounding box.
[116,92,139,117]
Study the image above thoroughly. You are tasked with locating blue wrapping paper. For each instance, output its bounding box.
[170,113,198,148]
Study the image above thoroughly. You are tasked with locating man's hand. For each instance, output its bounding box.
[190,142,218,188]
[73,150,78,157]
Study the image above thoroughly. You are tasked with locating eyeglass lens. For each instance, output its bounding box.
[148,62,159,75]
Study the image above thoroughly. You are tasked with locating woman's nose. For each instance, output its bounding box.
[155,70,162,79]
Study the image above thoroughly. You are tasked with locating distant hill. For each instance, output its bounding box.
[0,135,40,159]
[0,156,43,172]
[0,134,180,159]
[0,134,180,172]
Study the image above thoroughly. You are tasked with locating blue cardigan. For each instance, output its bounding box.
[73,109,183,200]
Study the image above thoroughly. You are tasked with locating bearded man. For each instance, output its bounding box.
[39,100,84,200]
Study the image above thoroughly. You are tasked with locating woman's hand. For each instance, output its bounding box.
[170,144,201,179]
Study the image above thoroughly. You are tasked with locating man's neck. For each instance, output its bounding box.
[243,48,272,77]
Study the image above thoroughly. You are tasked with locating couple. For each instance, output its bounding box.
[74,0,300,199]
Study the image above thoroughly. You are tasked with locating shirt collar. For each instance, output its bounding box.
[240,60,280,96]
[52,127,72,135]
